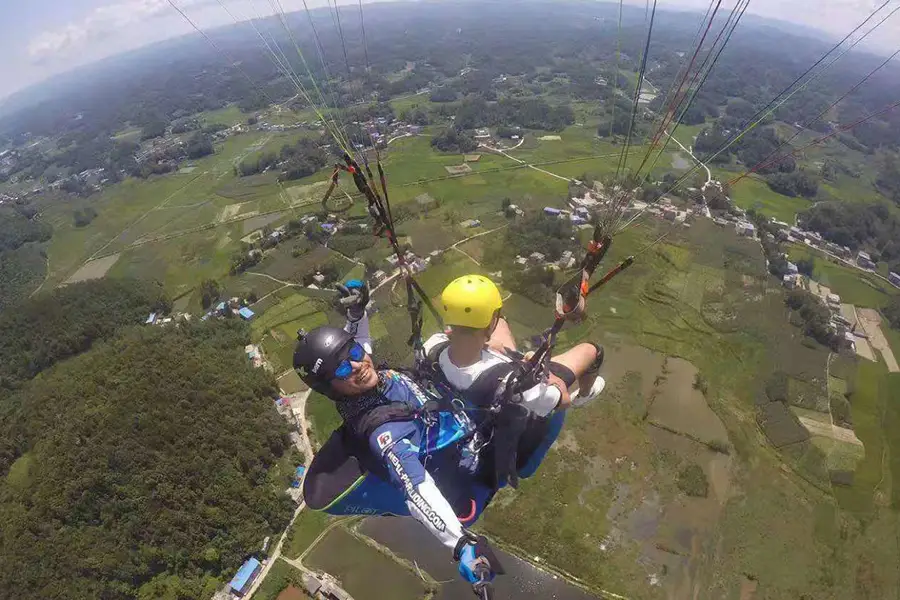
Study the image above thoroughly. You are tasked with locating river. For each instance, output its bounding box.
[359,517,599,600]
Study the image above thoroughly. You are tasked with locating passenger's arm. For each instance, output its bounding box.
[369,422,466,552]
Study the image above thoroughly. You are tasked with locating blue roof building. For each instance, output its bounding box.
[215,301,227,312]
[238,307,255,320]
[229,557,262,596]
[544,207,561,216]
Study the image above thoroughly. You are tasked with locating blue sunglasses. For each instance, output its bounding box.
[333,342,366,380]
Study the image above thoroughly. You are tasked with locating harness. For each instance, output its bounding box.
[420,340,543,490]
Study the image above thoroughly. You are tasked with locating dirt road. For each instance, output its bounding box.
[856,308,900,372]
[286,390,315,459]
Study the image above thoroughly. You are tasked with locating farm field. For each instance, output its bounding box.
[14,109,900,600]
[723,172,813,223]
[304,527,427,600]
[787,244,899,311]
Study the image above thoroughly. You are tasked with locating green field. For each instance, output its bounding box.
[305,528,427,600]
[199,104,247,126]
[787,244,898,309]
[253,559,304,600]
[22,105,900,599]
[283,510,333,560]
[726,173,813,222]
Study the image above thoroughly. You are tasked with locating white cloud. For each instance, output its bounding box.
[27,0,220,60]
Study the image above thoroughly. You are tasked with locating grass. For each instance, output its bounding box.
[834,359,889,513]
[283,510,332,560]
[676,463,709,497]
[198,104,247,126]
[787,244,898,309]
[5,453,34,492]
[306,391,342,450]
[726,173,813,223]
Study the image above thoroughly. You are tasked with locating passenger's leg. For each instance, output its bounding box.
[549,342,604,396]
[487,317,517,353]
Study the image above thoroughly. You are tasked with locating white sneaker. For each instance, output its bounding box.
[571,376,606,407]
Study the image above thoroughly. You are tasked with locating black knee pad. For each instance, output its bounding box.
[585,342,604,373]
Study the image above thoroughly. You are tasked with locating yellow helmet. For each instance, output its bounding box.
[440,274,503,329]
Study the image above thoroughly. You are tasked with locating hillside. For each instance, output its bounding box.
[0,322,294,600]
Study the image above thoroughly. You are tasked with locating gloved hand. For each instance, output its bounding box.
[336,279,369,322]
[456,536,503,597]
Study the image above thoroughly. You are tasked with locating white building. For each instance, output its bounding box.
[736,222,756,237]
[783,274,801,289]
[857,251,876,270]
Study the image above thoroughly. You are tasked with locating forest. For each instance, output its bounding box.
[0,278,169,389]
[0,322,294,600]
[0,204,53,312]
[0,279,292,600]
[237,136,328,180]
[799,201,900,271]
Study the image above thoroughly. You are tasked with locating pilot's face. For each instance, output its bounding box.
[329,352,379,396]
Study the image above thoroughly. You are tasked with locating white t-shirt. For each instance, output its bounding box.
[423,333,561,417]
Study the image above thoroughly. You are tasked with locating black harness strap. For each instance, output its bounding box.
[349,402,418,440]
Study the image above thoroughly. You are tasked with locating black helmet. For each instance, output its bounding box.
[294,326,355,383]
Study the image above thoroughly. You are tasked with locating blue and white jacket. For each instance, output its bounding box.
[337,313,479,551]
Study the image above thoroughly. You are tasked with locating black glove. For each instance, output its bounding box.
[336,279,369,322]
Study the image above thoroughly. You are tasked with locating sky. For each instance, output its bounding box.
[1,0,898,101]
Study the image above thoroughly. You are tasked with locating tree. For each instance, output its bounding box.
[766,171,818,198]
[141,119,167,140]
[598,112,632,137]
[73,207,98,227]
[200,279,221,309]
[796,258,815,276]
[431,128,477,153]
[885,297,900,330]
[429,87,458,103]
[876,151,900,203]
[185,133,214,159]
[0,323,293,599]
